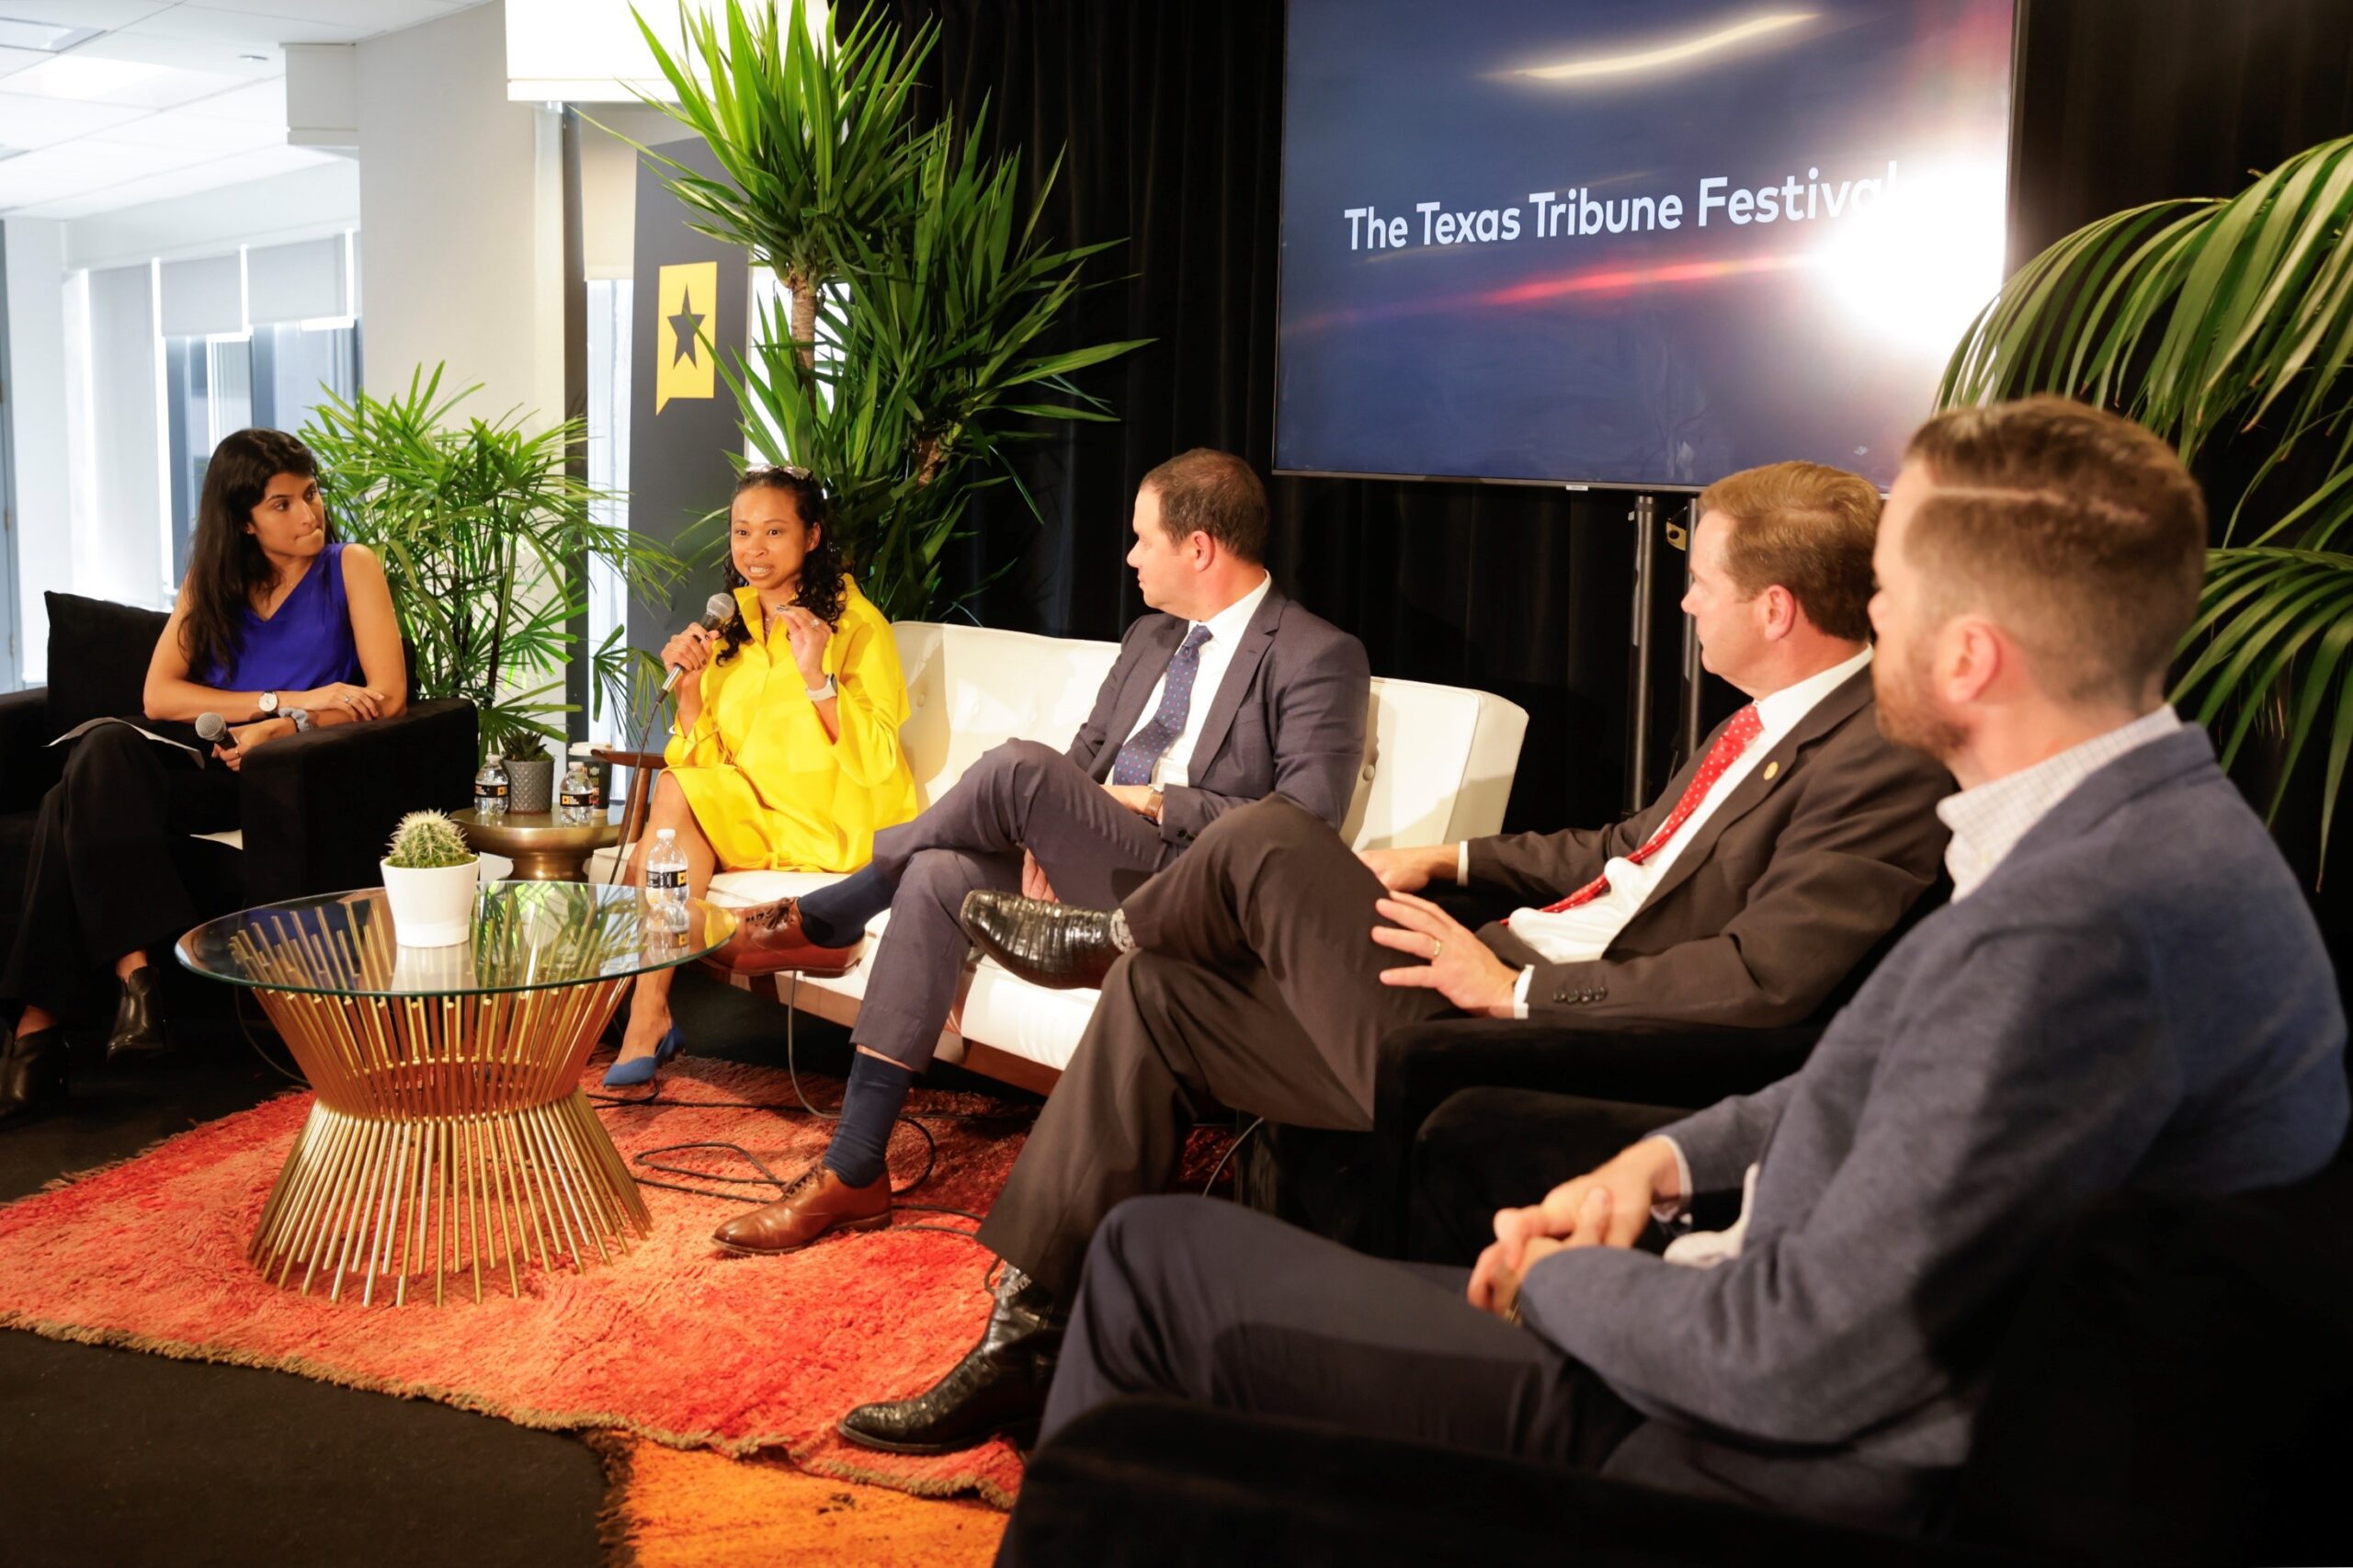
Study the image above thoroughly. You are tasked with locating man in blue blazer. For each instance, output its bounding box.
[710,448,1370,1255]
[1007,398,2349,1536]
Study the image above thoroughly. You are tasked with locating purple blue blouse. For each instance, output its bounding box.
[201,540,365,692]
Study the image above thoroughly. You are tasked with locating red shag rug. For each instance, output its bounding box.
[0,1058,1100,1507]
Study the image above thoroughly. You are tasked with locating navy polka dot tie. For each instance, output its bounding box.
[1111,625,1214,786]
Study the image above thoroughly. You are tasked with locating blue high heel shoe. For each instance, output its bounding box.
[602,1022,682,1088]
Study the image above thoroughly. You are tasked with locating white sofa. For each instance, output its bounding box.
[593,621,1528,1091]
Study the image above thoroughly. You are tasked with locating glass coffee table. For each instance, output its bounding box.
[177,882,734,1307]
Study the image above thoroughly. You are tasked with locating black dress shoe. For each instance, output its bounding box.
[106,966,168,1063]
[836,1267,1063,1454]
[959,892,1127,992]
[0,1025,66,1127]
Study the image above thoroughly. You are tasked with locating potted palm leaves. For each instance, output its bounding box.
[381,810,481,948]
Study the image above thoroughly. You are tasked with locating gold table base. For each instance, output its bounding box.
[244,974,650,1307]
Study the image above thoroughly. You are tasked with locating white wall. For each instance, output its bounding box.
[71,264,167,610]
[6,219,71,686]
[356,0,563,430]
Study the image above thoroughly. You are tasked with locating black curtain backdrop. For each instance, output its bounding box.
[881,0,2353,853]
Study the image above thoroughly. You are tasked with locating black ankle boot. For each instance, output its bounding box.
[836,1267,1063,1454]
[0,1024,66,1127]
[106,966,168,1063]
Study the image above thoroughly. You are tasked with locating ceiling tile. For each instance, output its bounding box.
[175,1,477,35]
[0,142,144,208]
[89,113,282,154]
[0,3,169,28]
[67,29,288,77]
[173,77,287,124]
[121,7,369,48]
[0,43,61,83]
[3,52,242,108]
[0,92,149,148]
[63,140,337,208]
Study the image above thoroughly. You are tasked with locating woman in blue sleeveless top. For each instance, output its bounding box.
[0,428,407,1126]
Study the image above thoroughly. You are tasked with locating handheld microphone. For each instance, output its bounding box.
[195,712,228,744]
[664,593,741,692]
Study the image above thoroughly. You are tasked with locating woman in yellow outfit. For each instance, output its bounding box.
[605,466,920,1085]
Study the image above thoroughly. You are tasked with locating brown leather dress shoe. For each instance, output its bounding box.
[709,896,864,978]
[712,1163,890,1255]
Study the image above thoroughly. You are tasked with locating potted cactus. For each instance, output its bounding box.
[381,810,482,948]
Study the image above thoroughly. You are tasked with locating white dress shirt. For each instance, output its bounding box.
[1653,702,2188,1267]
[1471,646,1874,1015]
[1119,571,1273,789]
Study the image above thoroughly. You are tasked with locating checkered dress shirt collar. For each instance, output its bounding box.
[1936,705,2185,900]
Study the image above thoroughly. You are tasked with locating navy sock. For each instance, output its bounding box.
[824,1051,912,1187]
[799,863,895,947]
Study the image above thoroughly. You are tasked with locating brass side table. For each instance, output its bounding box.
[176,883,733,1306]
[453,806,622,881]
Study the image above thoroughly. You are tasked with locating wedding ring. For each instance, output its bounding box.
[1430,937,1444,960]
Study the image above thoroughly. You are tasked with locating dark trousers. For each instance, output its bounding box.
[1409,1088,1691,1265]
[976,795,1455,1296]
[0,723,239,1019]
[1040,1195,1645,1468]
[854,740,1168,1072]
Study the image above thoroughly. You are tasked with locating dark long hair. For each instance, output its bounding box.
[179,428,328,682]
[714,466,847,665]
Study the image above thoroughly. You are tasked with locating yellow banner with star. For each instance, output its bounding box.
[654,261,718,414]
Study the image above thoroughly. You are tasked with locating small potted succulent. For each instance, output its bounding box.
[381,810,482,948]
[502,733,557,814]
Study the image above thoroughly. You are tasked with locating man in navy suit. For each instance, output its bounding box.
[1003,398,2348,1537]
[710,449,1370,1256]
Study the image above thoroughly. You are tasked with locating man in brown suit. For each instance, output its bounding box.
[834,460,1952,1457]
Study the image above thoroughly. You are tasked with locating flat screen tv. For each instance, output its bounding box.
[1274,0,2018,490]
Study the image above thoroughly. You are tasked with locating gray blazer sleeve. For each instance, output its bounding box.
[1516,921,2178,1447]
[1157,629,1370,842]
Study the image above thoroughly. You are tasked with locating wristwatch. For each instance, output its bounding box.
[257,690,279,716]
[1143,788,1165,823]
[805,675,837,701]
[286,708,313,733]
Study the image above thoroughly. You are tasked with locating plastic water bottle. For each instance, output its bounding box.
[558,761,597,826]
[474,750,510,820]
[645,827,689,934]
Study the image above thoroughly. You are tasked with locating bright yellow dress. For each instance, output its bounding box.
[662,580,921,872]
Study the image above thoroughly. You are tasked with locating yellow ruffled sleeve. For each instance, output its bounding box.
[825,593,913,789]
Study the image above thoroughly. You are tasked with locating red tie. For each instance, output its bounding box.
[1535,704,1765,914]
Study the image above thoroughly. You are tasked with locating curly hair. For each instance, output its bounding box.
[180,427,329,682]
[713,466,847,665]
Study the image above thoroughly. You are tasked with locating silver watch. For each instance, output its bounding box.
[257,690,279,716]
[805,675,837,701]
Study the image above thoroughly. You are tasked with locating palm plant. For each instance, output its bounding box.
[629,0,1147,619]
[630,0,927,367]
[301,367,687,756]
[1939,131,2353,862]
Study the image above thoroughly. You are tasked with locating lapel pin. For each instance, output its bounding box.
[1762,760,1780,781]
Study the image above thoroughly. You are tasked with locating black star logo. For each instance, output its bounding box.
[668,290,705,366]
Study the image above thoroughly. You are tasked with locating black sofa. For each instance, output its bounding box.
[0,591,477,1015]
[1006,1155,2353,1567]
[1238,881,1939,1256]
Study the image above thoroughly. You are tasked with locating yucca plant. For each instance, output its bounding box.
[1939,131,2353,864]
[629,0,1147,619]
[302,367,687,757]
[385,811,475,869]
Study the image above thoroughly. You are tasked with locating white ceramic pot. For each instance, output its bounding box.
[380,857,483,948]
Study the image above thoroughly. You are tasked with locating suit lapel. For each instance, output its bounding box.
[1092,617,1188,780]
[1632,667,1875,915]
[1183,588,1286,780]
